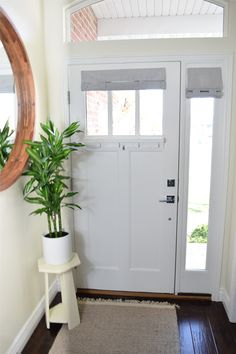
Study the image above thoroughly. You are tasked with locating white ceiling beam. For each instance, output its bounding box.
[162,0,171,16]
[147,0,155,16]
[92,4,104,18]
[111,0,124,18]
[207,2,219,13]
[97,14,223,38]
[177,0,188,15]
[122,0,133,18]
[185,0,196,14]
[105,0,118,18]
[91,0,224,19]
[192,0,203,14]
[169,0,180,16]
[199,1,211,13]
[130,0,140,17]
[154,0,162,16]
[138,0,147,17]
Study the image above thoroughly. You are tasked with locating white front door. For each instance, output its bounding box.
[69,61,180,292]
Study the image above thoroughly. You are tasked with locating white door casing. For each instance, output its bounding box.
[67,55,231,298]
[176,58,232,299]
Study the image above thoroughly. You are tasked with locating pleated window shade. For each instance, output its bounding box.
[186,67,223,98]
[0,74,14,93]
[81,68,166,91]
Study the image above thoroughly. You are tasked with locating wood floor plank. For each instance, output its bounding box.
[177,316,195,354]
[206,302,236,354]
[189,312,218,354]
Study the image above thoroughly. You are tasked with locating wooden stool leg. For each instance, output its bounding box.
[44,273,50,329]
[60,270,80,330]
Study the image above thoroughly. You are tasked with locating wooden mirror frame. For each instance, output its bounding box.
[0,8,35,191]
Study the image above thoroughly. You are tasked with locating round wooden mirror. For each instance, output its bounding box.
[0,8,35,191]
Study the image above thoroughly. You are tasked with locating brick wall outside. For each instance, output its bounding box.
[71,6,97,42]
[86,91,108,135]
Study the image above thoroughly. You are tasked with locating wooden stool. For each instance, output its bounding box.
[38,252,80,330]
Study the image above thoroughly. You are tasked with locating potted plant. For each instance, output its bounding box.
[0,120,14,170]
[23,119,83,265]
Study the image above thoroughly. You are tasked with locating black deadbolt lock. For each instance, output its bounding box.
[167,179,175,187]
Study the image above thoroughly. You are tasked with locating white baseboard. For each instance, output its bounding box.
[6,279,58,354]
[219,287,231,320]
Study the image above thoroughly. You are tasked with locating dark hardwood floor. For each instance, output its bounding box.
[22,293,236,354]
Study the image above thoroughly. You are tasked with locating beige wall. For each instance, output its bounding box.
[0,1,48,353]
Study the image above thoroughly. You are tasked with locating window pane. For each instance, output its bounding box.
[112,91,135,135]
[185,98,214,271]
[0,93,17,136]
[70,6,98,42]
[86,91,108,136]
[69,3,223,42]
[140,90,163,135]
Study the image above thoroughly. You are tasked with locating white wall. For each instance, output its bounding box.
[0,1,49,353]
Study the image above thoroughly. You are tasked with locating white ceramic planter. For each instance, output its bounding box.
[42,232,73,265]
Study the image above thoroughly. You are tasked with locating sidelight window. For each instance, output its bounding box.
[184,66,223,271]
[185,97,214,270]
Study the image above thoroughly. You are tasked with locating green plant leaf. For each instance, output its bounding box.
[0,120,15,170]
[26,148,42,165]
[30,207,48,215]
[63,203,82,210]
[63,191,78,198]
[23,119,83,236]
[23,178,36,196]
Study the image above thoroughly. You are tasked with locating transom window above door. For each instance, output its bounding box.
[81,68,165,137]
[66,0,225,41]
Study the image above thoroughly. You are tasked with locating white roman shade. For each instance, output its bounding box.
[186,67,223,98]
[81,68,166,91]
[0,74,14,93]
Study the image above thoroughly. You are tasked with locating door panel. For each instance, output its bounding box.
[72,150,123,290]
[128,150,177,292]
[69,61,180,293]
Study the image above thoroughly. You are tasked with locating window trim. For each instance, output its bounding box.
[175,56,232,301]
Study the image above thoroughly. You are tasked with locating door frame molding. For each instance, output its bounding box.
[66,53,233,301]
[175,55,233,301]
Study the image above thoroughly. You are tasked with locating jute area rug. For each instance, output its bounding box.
[49,298,180,354]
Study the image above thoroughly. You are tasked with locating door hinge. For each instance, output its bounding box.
[67,90,71,105]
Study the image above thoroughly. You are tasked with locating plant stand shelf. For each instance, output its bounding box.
[38,252,81,330]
